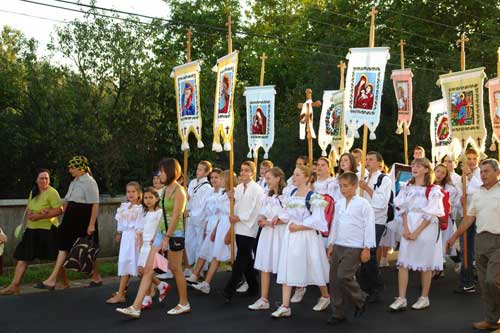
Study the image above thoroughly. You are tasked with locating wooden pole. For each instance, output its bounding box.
[337,60,346,91]
[497,47,500,160]
[226,15,236,264]
[360,6,378,196]
[182,28,193,189]
[297,89,321,167]
[253,52,268,179]
[457,33,469,269]
[398,39,409,165]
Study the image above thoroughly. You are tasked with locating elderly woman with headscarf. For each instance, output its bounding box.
[35,156,102,290]
[0,169,64,295]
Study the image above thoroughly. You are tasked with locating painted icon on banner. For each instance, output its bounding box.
[325,101,342,138]
[396,81,409,112]
[450,90,474,126]
[218,71,233,115]
[494,91,500,123]
[179,79,197,117]
[434,113,451,146]
[251,105,268,135]
[352,72,377,110]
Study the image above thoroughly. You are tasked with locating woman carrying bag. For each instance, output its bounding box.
[36,156,102,290]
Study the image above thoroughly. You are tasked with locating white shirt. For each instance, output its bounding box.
[328,195,376,249]
[64,173,99,204]
[363,171,393,225]
[467,182,500,234]
[234,180,264,238]
[257,177,268,192]
[186,177,212,225]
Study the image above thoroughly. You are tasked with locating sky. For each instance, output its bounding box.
[0,0,170,65]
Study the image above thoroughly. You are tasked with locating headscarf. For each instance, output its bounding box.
[68,156,91,173]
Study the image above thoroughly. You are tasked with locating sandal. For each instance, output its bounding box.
[87,281,103,288]
[0,287,20,296]
[106,294,126,304]
[167,303,191,315]
[34,282,55,290]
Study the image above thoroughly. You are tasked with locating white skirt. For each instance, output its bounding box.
[397,213,444,271]
[440,218,457,257]
[277,228,329,287]
[137,244,151,268]
[211,219,232,262]
[118,230,138,276]
[254,224,286,273]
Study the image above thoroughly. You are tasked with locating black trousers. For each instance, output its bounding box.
[224,234,258,295]
[359,224,386,295]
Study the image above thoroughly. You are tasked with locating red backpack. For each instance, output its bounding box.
[290,189,335,237]
[424,185,451,230]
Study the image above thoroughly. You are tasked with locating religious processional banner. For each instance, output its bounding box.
[212,51,238,152]
[436,67,487,156]
[344,47,390,140]
[299,99,317,141]
[318,90,353,159]
[244,85,276,159]
[485,77,500,150]
[391,68,414,135]
[171,61,204,151]
[427,99,453,163]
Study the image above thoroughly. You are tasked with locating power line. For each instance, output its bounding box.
[0,8,67,23]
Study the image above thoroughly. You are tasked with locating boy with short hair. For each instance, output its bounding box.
[185,160,213,280]
[327,172,376,325]
[257,160,274,191]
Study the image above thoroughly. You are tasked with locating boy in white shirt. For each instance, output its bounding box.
[358,151,393,303]
[327,172,376,325]
[185,161,212,279]
[257,160,273,192]
[223,161,264,302]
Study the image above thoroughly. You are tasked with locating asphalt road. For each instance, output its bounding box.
[0,264,484,333]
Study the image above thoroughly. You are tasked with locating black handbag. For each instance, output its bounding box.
[63,235,100,274]
[162,188,185,252]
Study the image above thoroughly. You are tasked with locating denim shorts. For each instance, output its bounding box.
[153,229,185,248]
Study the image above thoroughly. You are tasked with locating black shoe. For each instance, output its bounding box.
[221,290,232,303]
[366,293,381,304]
[327,316,347,325]
[354,302,366,318]
[453,286,476,294]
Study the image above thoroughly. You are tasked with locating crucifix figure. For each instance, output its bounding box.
[297,88,321,167]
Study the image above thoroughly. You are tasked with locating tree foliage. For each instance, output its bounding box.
[1,0,499,198]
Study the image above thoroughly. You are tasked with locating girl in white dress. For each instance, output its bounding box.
[136,187,170,310]
[272,166,330,318]
[188,169,223,283]
[248,167,287,311]
[191,170,237,294]
[106,182,143,304]
[434,164,461,260]
[389,158,445,312]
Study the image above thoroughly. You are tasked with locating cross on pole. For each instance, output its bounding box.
[456,33,469,72]
[337,60,346,90]
[259,52,267,86]
[398,39,406,69]
[226,15,233,54]
[368,6,378,47]
[297,89,321,167]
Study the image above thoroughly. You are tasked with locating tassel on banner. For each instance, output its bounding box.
[321,149,327,157]
[395,125,403,135]
[369,132,376,140]
[212,142,223,152]
[223,141,232,151]
[490,141,497,152]
[353,130,360,139]
[181,141,190,151]
[197,140,205,149]
[263,151,269,159]
[247,151,253,158]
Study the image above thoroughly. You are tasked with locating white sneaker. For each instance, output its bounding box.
[116,306,141,318]
[236,281,249,293]
[271,305,291,318]
[411,297,430,310]
[192,281,210,294]
[184,268,193,277]
[248,298,270,311]
[157,271,173,279]
[186,274,198,284]
[389,297,407,312]
[312,296,331,311]
[378,257,389,268]
[167,303,191,315]
[290,287,306,303]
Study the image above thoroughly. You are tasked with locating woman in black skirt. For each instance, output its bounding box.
[0,169,64,295]
[36,156,102,289]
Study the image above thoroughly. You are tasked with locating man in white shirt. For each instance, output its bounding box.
[448,159,500,331]
[358,151,393,303]
[455,148,481,294]
[223,161,264,302]
[327,172,375,325]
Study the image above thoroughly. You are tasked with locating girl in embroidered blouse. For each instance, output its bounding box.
[106,182,143,304]
[389,158,444,312]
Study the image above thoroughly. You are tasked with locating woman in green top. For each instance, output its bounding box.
[0,169,64,295]
[117,158,190,318]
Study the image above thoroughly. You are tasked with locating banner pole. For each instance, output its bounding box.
[253,52,268,179]
[182,28,193,189]
[398,39,409,165]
